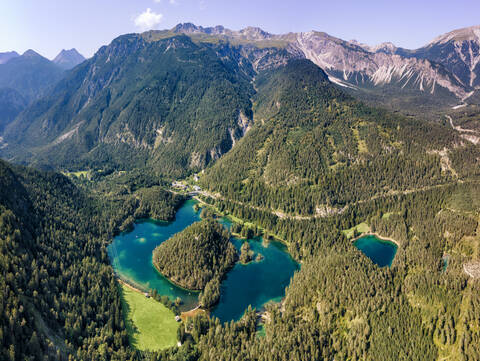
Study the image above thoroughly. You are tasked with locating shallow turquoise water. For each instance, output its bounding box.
[442,255,449,272]
[107,199,201,311]
[108,200,299,323]
[354,235,398,267]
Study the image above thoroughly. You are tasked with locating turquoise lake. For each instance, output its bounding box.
[354,235,398,267]
[108,199,299,323]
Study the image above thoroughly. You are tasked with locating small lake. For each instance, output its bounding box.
[354,235,398,267]
[108,199,201,311]
[108,200,299,323]
[442,255,449,273]
[213,218,299,321]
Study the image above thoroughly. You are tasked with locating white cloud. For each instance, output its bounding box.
[134,8,163,31]
[154,0,178,5]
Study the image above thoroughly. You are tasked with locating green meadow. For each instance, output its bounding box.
[342,222,370,239]
[120,284,179,351]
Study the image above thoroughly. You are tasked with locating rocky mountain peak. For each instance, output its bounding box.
[53,48,85,70]
[238,26,271,40]
[22,49,43,58]
[371,42,397,54]
[428,25,480,45]
[0,51,20,65]
[172,22,203,34]
[414,25,480,89]
[172,22,272,41]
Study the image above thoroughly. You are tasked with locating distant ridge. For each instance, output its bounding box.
[0,51,19,65]
[53,48,86,70]
[0,49,64,102]
[170,23,480,113]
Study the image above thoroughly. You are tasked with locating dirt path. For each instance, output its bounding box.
[197,181,467,222]
[446,114,480,145]
[118,278,146,295]
[446,115,478,134]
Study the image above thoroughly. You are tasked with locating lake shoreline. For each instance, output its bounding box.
[151,260,204,293]
[352,232,400,247]
[192,195,291,249]
[110,198,299,323]
[118,278,145,294]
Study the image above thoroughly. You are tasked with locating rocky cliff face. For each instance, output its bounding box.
[404,26,480,91]
[172,23,480,109]
[291,31,467,98]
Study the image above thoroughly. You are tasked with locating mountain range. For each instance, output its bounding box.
[171,23,480,115]
[0,24,479,174]
[0,48,86,132]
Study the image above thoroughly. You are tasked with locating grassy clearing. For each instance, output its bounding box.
[63,170,91,180]
[120,284,178,351]
[342,222,370,239]
[381,212,399,220]
[353,128,368,154]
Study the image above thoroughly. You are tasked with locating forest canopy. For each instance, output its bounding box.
[152,219,237,291]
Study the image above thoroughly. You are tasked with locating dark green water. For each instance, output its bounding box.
[354,235,398,267]
[212,218,299,321]
[108,200,299,322]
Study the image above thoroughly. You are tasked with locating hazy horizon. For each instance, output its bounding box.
[1,0,479,59]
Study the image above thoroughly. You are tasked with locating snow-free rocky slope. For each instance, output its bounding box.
[171,23,480,113]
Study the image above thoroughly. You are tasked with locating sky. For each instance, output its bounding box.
[0,0,479,59]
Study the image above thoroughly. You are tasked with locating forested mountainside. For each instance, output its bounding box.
[153,219,236,307]
[0,160,131,360]
[0,50,65,133]
[1,23,480,361]
[0,88,27,133]
[201,59,477,216]
[184,57,480,361]
[1,34,255,175]
[3,157,480,360]
[0,159,190,360]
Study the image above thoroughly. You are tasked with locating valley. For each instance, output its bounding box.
[109,199,298,325]
[1,18,480,361]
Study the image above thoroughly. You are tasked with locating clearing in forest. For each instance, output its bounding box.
[120,284,178,351]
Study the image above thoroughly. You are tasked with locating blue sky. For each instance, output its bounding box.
[0,0,479,59]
